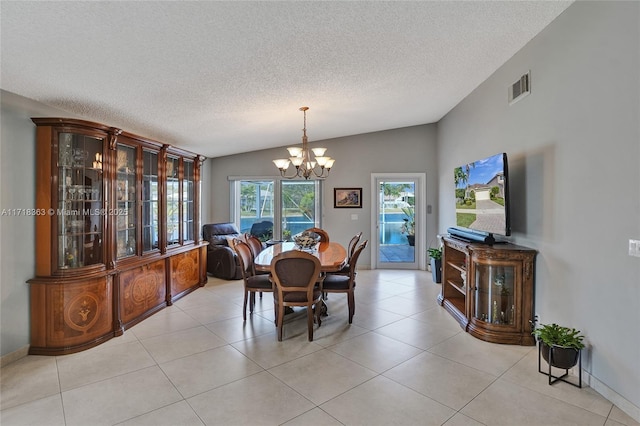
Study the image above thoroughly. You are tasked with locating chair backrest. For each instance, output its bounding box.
[270,251,321,296]
[244,234,264,274]
[233,240,254,280]
[347,232,362,261]
[244,234,263,257]
[304,227,330,243]
[250,220,273,241]
[347,240,368,278]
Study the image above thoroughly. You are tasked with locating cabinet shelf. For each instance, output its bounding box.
[446,280,466,295]
[447,261,466,273]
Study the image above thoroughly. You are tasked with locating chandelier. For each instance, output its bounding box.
[273,106,334,179]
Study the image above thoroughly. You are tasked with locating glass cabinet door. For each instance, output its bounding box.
[116,144,137,258]
[182,159,195,242]
[166,156,180,246]
[57,132,104,270]
[472,263,516,325]
[142,150,159,252]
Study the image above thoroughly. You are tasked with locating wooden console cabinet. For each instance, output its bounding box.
[437,235,537,345]
[28,118,208,355]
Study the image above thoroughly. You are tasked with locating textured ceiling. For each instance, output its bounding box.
[1,1,572,158]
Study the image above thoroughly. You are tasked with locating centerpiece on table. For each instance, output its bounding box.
[293,231,320,251]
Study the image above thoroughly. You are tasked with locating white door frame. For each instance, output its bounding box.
[370,173,427,270]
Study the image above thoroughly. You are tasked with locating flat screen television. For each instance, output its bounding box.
[448,152,510,244]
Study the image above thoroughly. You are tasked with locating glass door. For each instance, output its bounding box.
[166,156,180,247]
[472,262,518,326]
[115,143,137,258]
[182,159,195,242]
[57,132,104,270]
[142,149,159,252]
[372,173,426,270]
[281,180,319,242]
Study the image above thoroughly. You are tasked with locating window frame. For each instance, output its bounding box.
[229,176,322,239]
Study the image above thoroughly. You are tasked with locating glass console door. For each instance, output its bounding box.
[472,263,517,326]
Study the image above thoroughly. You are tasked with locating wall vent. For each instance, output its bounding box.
[508,71,530,105]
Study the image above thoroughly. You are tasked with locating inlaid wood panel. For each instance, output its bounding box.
[119,259,166,325]
[30,276,113,354]
[170,249,200,297]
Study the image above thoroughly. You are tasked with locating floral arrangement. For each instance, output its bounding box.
[293,232,320,249]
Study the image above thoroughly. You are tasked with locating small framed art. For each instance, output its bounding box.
[334,188,362,208]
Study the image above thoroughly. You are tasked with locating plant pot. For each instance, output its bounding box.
[540,342,580,369]
[430,258,442,283]
[406,235,415,246]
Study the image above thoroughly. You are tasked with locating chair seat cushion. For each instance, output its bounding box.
[246,275,273,290]
[322,274,351,290]
[275,289,322,303]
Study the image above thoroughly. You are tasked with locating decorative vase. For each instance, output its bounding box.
[540,342,580,369]
[430,258,442,283]
[406,235,415,246]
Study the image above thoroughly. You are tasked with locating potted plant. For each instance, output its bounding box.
[428,247,442,283]
[531,318,585,369]
[400,206,415,246]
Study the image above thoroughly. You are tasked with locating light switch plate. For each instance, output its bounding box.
[351,214,358,220]
[629,239,640,257]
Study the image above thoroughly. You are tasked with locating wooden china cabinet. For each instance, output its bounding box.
[28,118,208,355]
[437,235,537,345]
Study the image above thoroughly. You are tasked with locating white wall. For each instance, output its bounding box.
[0,91,85,356]
[204,124,439,268]
[438,1,639,417]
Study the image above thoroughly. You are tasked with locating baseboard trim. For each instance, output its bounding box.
[581,368,640,423]
[0,345,29,367]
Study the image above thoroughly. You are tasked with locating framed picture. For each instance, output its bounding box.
[334,188,362,208]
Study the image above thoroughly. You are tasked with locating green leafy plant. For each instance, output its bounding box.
[427,247,442,260]
[400,206,415,235]
[531,318,585,349]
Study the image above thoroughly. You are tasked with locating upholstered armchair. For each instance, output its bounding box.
[202,222,243,280]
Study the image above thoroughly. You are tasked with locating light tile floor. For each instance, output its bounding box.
[2,270,639,426]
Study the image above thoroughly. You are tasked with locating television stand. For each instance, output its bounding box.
[447,227,496,244]
[437,235,537,345]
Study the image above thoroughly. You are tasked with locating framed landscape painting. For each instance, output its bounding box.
[334,188,362,208]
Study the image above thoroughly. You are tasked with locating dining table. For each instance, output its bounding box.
[254,241,347,273]
[254,241,347,317]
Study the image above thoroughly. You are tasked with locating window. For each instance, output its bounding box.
[231,178,321,241]
[281,180,319,241]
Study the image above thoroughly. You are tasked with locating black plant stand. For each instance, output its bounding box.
[538,342,582,388]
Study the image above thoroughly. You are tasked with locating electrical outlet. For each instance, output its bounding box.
[629,239,640,257]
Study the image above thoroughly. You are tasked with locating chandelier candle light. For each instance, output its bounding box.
[273,106,334,179]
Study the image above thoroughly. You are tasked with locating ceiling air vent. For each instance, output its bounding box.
[508,71,530,105]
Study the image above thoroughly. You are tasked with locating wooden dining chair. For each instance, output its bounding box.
[245,233,268,272]
[233,239,273,321]
[328,231,362,277]
[320,240,368,324]
[270,250,323,341]
[347,232,363,261]
[304,227,330,243]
